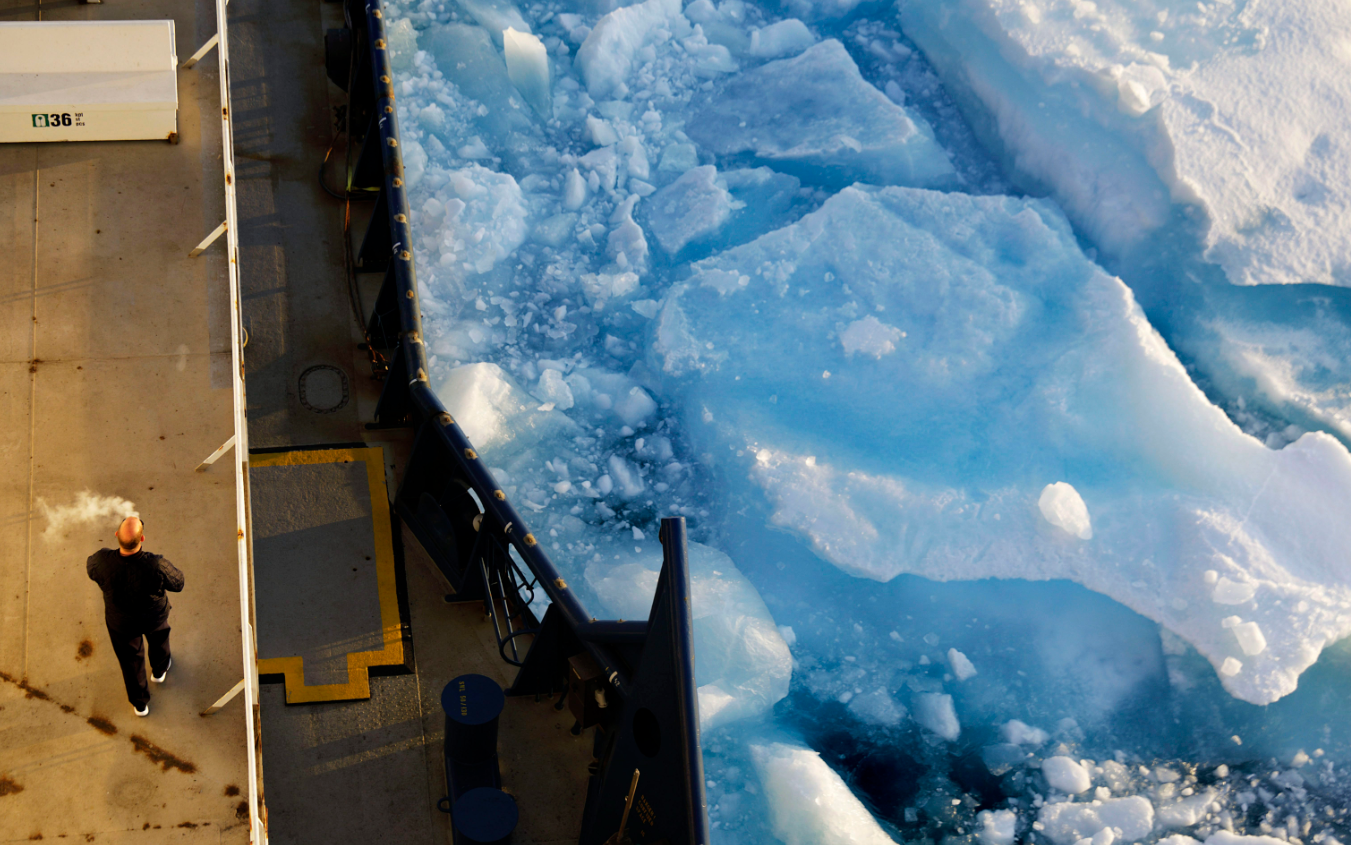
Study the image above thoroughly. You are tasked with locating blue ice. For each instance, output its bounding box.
[378,0,1351,841]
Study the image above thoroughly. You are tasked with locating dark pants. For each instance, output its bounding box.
[106,619,171,709]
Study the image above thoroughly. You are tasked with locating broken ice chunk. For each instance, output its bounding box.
[1001,719,1048,746]
[586,115,618,147]
[839,315,903,359]
[1042,756,1092,794]
[647,165,734,254]
[1220,657,1243,676]
[1038,482,1093,540]
[1038,796,1154,845]
[533,368,575,410]
[1212,576,1257,604]
[847,688,906,726]
[562,168,588,210]
[423,23,534,138]
[687,39,954,188]
[457,0,529,46]
[947,647,977,681]
[607,195,649,274]
[658,142,699,174]
[503,27,551,117]
[1232,621,1267,656]
[977,810,1018,845]
[576,0,684,99]
[749,18,816,58]
[913,692,960,740]
[750,741,900,845]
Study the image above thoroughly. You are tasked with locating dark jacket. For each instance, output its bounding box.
[86,549,185,631]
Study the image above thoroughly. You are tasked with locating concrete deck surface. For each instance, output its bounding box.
[0,0,250,841]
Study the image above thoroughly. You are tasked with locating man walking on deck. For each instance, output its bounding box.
[87,516,184,716]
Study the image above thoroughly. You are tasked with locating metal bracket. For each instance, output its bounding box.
[200,677,246,716]
[181,33,220,69]
[188,220,228,257]
[195,434,237,472]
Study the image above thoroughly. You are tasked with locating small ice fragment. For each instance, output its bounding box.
[563,168,588,210]
[748,18,816,59]
[503,28,551,117]
[586,115,618,147]
[1221,615,1242,629]
[553,480,572,494]
[1038,482,1092,539]
[778,625,796,646]
[1038,796,1154,845]
[839,315,903,358]
[847,688,906,726]
[1001,720,1049,746]
[607,454,645,498]
[1220,657,1243,676]
[1203,570,1219,585]
[1153,767,1180,783]
[1092,829,1116,845]
[913,692,960,741]
[1043,756,1092,794]
[977,809,1018,845]
[1214,764,1229,778]
[1232,621,1267,655]
[1212,577,1257,604]
[533,368,575,410]
[947,648,977,681]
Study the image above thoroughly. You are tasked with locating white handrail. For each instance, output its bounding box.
[207,0,264,841]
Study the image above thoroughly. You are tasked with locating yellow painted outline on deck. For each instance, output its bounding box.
[250,447,404,703]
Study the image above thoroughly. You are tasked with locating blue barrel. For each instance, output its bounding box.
[452,787,518,845]
[441,673,504,765]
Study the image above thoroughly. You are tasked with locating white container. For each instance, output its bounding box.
[0,20,178,143]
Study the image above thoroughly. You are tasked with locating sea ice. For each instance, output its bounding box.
[686,40,955,188]
[750,740,900,845]
[415,164,529,274]
[899,0,1351,287]
[646,165,735,254]
[502,27,550,117]
[1038,482,1093,540]
[652,184,1351,704]
[912,692,960,741]
[976,809,1017,845]
[422,23,538,137]
[748,18,815,59]
[576,0,688,99]
[1000,719,1048,746]
[1042,756,1092,794]
[1038,796,1155,845]
[946,647,976,681]
[434,362,790,732]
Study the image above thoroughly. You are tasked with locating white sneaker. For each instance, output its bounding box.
[134,703,150,717]
[151,657,172,684]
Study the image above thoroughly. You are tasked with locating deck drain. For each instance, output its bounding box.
[298,364,349,414]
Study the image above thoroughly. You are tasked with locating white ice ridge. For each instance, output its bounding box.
[434,362,790,732]
[502,27,550,117]
[750,740,899,845]
[652,184,1351,704]
[898,0,1351,286]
